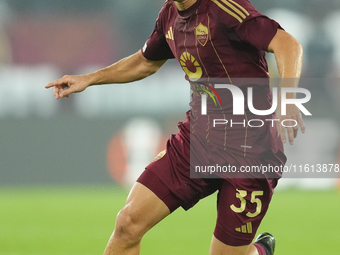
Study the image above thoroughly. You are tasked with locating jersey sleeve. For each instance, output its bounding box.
[141,5,175,61]
[211,0,282,51]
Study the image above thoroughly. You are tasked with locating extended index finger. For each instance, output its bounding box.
[45,77,67,89]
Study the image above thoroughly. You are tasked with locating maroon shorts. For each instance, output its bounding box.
[137,116,282,246]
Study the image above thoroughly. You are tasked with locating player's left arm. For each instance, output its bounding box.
[267,29,305,145]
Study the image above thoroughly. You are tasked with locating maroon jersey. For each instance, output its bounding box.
[142,0,280,79]
[142,0,285,175]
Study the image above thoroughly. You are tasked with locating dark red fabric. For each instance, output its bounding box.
[142,0,281,78]
[137,113,282,246]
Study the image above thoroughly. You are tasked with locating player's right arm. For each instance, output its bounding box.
[45,51,167,99]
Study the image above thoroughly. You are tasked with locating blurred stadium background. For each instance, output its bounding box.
[0,0,339,254]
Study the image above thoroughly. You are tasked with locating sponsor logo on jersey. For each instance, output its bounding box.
[195,23,209,46]
[180,52,203,81]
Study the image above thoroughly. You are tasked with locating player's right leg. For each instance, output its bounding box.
[209,176,278,255]
[209,236,259,255]
[209,233,276,255]
[103,182,171,255]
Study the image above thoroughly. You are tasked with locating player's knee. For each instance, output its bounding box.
[114,207,146,245]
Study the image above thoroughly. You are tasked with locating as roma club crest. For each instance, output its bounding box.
[195,23,209,46]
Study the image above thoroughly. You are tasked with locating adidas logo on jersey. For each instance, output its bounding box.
[235,222,253,234]
[165,26,174,40]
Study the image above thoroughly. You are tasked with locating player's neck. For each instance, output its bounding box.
[174,0,197,11]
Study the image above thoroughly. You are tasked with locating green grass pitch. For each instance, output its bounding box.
[0,186,339,255]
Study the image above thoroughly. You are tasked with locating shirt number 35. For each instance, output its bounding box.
[230,189,264,218]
